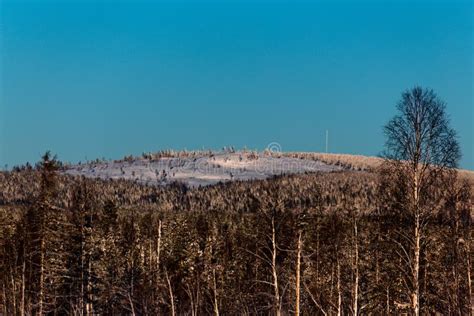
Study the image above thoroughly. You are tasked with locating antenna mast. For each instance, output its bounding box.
[325,130,329,153]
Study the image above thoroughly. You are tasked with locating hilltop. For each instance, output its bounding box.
[62,150,474,187]
[63,150,341,187]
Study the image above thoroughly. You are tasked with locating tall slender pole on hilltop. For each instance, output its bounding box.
[325,130,329,153]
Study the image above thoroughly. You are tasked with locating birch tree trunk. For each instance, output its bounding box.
[80,226,84,316]
[337,260,341,316]
[295,230,302,316]
[353,218,359,316]
[38,235,45,316]
[412,171,420,316]
[466,237,472,314]
[213,268,219,316]
[10,273,16,316]
[166,271,175,316]
[20,257,25,316]
[157,220,162,268]
[86,259,92,316]
[271,217,281,316]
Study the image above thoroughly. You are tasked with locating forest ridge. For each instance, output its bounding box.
[0,87,473,315]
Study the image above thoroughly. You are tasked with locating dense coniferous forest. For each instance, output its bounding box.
[0,156,471,315]
[0,88,472,315]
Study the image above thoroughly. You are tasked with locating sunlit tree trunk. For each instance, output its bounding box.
[156,220,162,283]
[295,230,302,316]
[352,218,359,316]
[466,237,472,314]
[86,258,93,316]
[10,272,16,316]
[20,257,25,316]
[337,259,342,316]
[386,287,390,315]
[166,271,175,316]
[412,170,420,316]
[38,235,45,316]
[271,217,281,316]
[80,225,84,316]
[213,268,219,316]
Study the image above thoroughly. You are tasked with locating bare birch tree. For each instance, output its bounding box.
[382,86,461,316]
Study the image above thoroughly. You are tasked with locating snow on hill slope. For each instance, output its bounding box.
[64,151,342,187]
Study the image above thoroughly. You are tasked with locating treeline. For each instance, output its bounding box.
[0,152,471,315]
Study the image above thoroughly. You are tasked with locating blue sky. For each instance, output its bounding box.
[1,0,473,169]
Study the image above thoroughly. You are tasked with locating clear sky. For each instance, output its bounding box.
[1,0,473,169]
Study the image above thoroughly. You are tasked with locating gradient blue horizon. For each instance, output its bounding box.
[1,0,473,169]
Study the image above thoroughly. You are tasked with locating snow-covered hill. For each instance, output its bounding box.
[64,151,342,187]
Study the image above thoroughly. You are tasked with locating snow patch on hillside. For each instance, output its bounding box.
[64,152,342,187]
